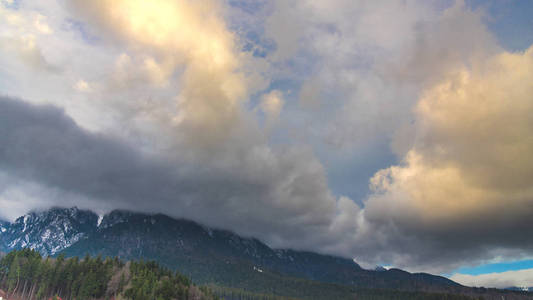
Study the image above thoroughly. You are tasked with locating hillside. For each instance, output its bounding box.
[0,208,531,299]
[0,208,458,291]
[0,249,502,300]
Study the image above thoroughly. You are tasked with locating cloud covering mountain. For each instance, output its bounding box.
[1,0,532,276]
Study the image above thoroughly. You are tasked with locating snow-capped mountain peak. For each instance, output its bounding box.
[0,207,98,255]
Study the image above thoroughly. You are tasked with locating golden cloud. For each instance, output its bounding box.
[368,46,533,224]
[71,0,248,147]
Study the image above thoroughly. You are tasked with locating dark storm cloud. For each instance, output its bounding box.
[0,96,345,254]
[0,96,182,204]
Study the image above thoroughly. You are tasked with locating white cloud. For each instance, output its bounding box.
[451,269,533,289]
[260,89,284,130]
[74,79,91,92]
[33,13,53,34]
[261,90,284,118]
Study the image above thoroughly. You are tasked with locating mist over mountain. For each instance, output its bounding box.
[0,207,531,299]
[0,207,451,289]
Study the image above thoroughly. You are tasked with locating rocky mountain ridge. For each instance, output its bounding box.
[0,207,97,255]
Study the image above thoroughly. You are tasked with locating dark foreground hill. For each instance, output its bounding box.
[0,207,531,299]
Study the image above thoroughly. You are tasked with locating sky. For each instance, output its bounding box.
[0,0,532,289]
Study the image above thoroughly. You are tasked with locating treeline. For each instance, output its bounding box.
[124,260,217,300]
[0,249,496,300]
[0,249,217,300]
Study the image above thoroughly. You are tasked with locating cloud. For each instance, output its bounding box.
[73,80,91,92]
[259,89,284,130]
[450,269,533,289]
[0,96,354,253]
[260,90,284,118]
[361,46,533,272]
[68,0,252,150]
[33,14,53,34]
[2,0,533,277]
[0,6,58,72]
[0,0,365,258]
[0,35,54,72]
[263,0,503,163]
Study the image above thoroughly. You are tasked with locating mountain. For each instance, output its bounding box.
[60,210,461,292]
[1,248,490,300]
[0,207,97,255]
[0,207,530,299]
[0,220,8,233]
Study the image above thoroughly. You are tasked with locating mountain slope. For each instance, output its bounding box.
[62,211,362,287]
[59,210,460,292]
[0,207,510,298]
[5,248,502,300]
[0,207,98,255]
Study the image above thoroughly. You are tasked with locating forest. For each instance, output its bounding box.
[0,249,216,300]
[0,249,490,300]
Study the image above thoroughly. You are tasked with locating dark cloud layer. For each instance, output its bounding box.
[0,96,347,256]
[0,96,180,205]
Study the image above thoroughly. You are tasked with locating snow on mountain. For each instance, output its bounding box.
[97,214,104,227]
[0,220,8,233]
[0,207,98,255]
